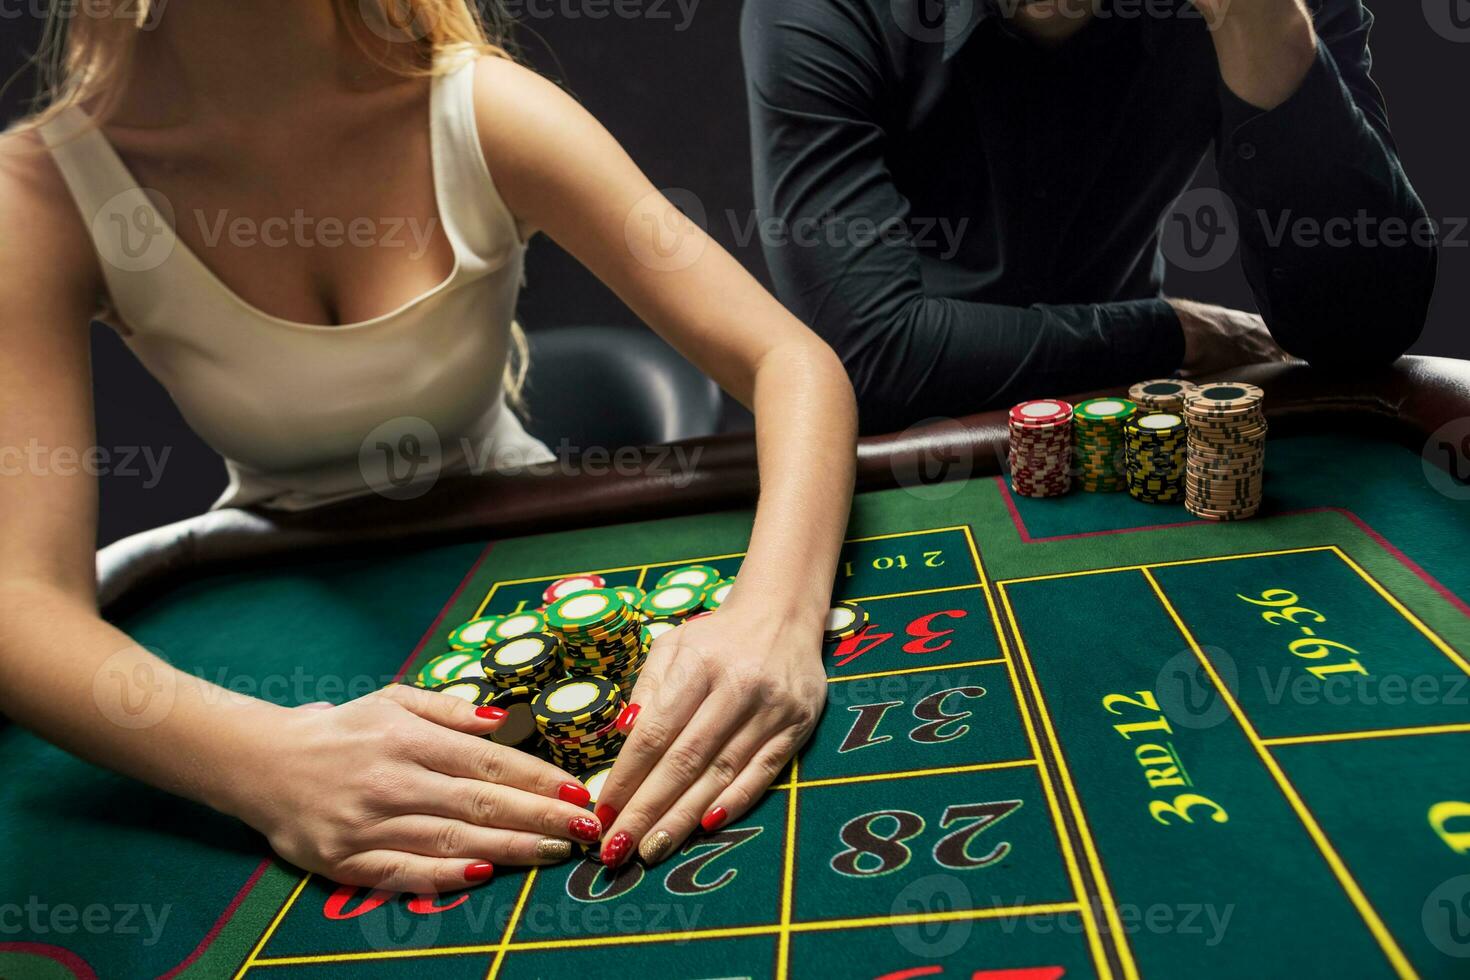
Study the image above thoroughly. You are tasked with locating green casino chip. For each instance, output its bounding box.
[447,615,504,650]
[614,585,646,608]
[638,584,704,618]
[655,564,722,590]
[701,578,735,610]
[417,650,484,687]
[489,611,548,643]
[547,589,625,630]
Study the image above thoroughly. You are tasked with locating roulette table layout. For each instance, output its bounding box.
[2,358,1469,979]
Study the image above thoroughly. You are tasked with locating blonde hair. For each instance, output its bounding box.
[24,0,531,411]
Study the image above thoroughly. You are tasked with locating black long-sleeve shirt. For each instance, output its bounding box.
[741,0,1438,434]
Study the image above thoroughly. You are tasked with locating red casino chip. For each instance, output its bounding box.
[542,574,608,605]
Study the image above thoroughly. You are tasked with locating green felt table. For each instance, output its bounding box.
[3,426,1469,980]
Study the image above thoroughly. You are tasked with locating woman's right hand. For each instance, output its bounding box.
[229,684,601,893]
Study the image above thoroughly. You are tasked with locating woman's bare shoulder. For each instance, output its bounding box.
[0,124,102,296]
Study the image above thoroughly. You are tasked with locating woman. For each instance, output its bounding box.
[0,0,855,892]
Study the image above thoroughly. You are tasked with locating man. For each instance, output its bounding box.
[741,0,1438,433]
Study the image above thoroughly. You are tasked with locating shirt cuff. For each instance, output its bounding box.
[1217,42,1360,176]
[1102,299,1186,379]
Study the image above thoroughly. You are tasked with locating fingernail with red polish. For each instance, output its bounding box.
[615,703,641,732]
[568,816,602,843]
[558,782,592,806]
[701,806,728,832]
[475,706,506,720]
[594,803,619,827]
[599,831,632,868]
[464,862,495,882]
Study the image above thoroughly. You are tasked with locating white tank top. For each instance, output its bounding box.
[38,51,554,511]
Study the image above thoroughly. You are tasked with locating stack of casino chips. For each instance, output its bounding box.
[1006,400,1075,498]
[547,588,648,696]
[1128,379,1200,413]
[1124,412,1187,504]
[1073,398,1138,492]
[532,675,627,771]
[483,632,562,690]
[1184,382,1268,522]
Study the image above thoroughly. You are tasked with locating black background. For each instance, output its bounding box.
[2,2,1466,545]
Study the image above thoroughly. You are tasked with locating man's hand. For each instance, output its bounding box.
[1192,0,1318,110]
[1169,297,1293,378]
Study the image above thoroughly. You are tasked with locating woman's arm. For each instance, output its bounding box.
[473,58,858,865]
[0,133,601,892]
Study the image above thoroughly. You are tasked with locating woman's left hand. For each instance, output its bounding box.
[591,606,828,868]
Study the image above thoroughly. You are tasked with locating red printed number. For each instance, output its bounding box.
[902,610,967,654]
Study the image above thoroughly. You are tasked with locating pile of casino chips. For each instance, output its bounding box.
[532,675,627,771]
[1007,400,1074,498]
[1128,379,1199,413]
[546,588,648,696]
[1184,381,1268,521]
[1073,398,1138,492]
[1124,412,1187,504]
[417,565,737,772]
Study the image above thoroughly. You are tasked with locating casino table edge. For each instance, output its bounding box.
[95,356,1470,619]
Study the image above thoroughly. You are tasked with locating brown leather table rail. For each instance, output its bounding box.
[96,355,1470,616]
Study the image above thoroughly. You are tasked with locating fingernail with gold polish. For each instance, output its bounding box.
[537,838,573,862]
[638,829,673,866]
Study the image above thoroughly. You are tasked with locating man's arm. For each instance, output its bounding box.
[1209,0,1438,367]
[740,0,1184,435]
